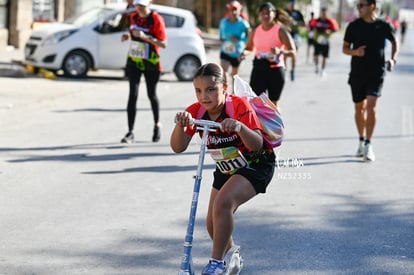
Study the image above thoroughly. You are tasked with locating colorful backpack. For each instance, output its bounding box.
[196,75,284,148]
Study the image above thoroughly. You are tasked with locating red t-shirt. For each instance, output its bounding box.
[185,95,264,157]
[128,11,167,71]
[309,17,338,32]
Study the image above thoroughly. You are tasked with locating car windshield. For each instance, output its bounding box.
[64,7,115,27]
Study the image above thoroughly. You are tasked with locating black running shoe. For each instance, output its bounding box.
[152,125,160,142]
[121,132,134,143]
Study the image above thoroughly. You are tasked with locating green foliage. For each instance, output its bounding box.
[243,0,308,26]
[380,2,399,18]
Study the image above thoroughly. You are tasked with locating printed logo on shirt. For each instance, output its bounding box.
[207,133,239,146]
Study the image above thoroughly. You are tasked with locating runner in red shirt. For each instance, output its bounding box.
[310,7,338,77]
[121,0,167,143]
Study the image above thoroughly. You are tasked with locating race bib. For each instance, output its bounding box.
[222,41,237,54]
[257,51,280,64]
[208,147,248,174]
[308,30,315,39]
[317,35,329,45]
[258,52,273,59]
[129,41,149,59]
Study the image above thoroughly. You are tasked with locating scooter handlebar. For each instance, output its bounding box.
[175,118,241,132]
[189,119,222,129]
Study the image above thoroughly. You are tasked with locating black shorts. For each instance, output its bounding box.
[307,38,315,46]
[220,52,241,68]
[212,150,275,194]
[348,76,384,103]
[314,43,329,58]
[250,59,285,102]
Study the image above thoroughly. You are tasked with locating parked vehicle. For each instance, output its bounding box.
[25,4,206,81]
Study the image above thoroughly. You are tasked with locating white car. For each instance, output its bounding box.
[25,4,206,81]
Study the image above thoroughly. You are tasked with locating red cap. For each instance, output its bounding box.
[227,1,242,10]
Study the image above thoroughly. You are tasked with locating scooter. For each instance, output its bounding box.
[178,119,222,275]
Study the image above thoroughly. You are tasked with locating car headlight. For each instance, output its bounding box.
[42,29,78,46]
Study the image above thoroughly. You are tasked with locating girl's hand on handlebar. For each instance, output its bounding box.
[221,118,242,133]
[175,112,193,128]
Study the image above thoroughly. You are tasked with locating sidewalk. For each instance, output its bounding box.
[0,46,26,77]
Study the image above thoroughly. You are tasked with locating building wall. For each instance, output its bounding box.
[0,0,9,50]
[9,0,33,49]
[0,0,101,50]
[0,0,227,51]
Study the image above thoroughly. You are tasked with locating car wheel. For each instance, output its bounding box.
[62,50,90,78]
[174,55,201,81]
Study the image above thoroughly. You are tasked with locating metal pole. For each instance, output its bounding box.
[178,124,211,275]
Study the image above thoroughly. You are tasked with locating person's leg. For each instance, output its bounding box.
[320,55,327,77]
[268,67,285,109]
[314,45,320,73]
[350,77,369,156]
[363,76,382,161]
[220,53,237,84]
[144,70,160,123]
[289,53,296,81]
[354,99,367,139]
[321,45,329,71]
[143,70,161,141]
[223,56,241,91]
[207,175,256,260]
[230,66,240,80]
[220,59,231,82]
[321,50,327,70]
[363,95,378,161]
[126,61,142,133]
[250,65,267,97]
[220,59,230,73]
[365,95,379,141]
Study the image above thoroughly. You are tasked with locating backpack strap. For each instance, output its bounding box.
[225,95,235,118]
[196,104,206,119]
[196,96,235,119]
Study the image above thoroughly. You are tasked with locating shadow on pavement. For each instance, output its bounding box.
[53,106,186,113]
[10,194,412,274]
[83,163,216,174]
[285,134,412,143]
[299,154,363,166]
[0,142,178,152]
[233,194,414,274]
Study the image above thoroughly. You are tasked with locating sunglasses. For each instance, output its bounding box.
[356,3,370,9]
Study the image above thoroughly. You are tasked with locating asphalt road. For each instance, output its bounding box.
[1,30,413,274]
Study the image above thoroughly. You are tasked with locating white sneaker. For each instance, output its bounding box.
[364,143,376,161]
[224,245,243,275]
[320,70,327,78]
[356,141,365,157]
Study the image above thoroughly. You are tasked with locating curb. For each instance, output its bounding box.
[0,61,27,78]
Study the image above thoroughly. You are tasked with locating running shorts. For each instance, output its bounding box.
[220,52,242,68]
[314,43,330,58]
[250,59,285,102]
[348,76,384,103]
[212,150,275,194]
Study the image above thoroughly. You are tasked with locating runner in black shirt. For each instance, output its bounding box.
[343,0,398,161]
